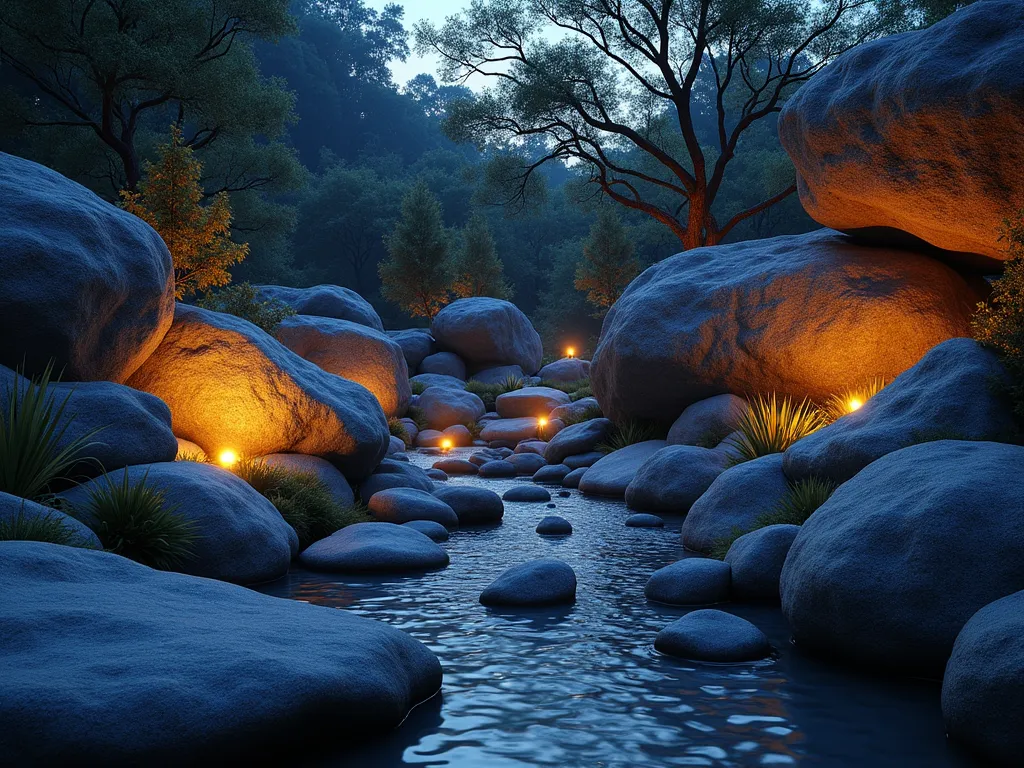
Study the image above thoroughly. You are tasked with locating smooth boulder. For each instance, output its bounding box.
[496,387,571,419]
[276,315,410,417]
[625,513,664,528]
[432,458,478,475]
[668,394,747,447]
[564,451,604,470]
[538,358,590,383]
[259,453,355,508]
[777,0,1024,267]
[300,522,448,573]
[432,486,504,526]
[645,559,731,605]
[533,464,572,484]
[578,441,668,499]
[781,441,1024,676]
[0,153,175,383]
[562,467,588,489]
[725,525,800,602]
[625,445,726,514]
[358,459,434,500]
[409,373,466,391]
[480,417,539,444]
[257,284,383,331]
[544,418,613,465]
[536,516,572,535]
[387,329,434,374]
[367,488,459,528]
[470,364,526,385]
[507,453,547,476]
[417,386,485,431]
[478,460,517,478]
[503,486,551,503]
[550,397,601,423]
[0,542,441,764]
[479,558,576,606]
[402,519,450,542]
[655,610,771,662]
[431,298,543,374]
[419,352,466,380]
[590,229,984,423]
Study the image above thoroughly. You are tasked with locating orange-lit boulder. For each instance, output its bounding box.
[591,230,985,424]
[276,315,410,417]
[0,153,174,382]
[778,1,1024,267]
[127,304,389,480]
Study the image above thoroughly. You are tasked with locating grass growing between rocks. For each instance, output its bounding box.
[388,417,410,445]
[409,380,428,395]
[726,394,828,465]
[0,507,82,547]
[232,457,371,550]
[196,282,295,333]
[822,378,886,423]
[465,375,525,411]
[562,404,603,426]
[406,406,429,432]
[597,418,663,454]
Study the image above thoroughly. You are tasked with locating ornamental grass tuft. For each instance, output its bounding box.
[726,393,828,464]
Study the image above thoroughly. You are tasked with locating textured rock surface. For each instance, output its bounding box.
[432,485,504,526]
[0,153,174,382]
[277,315,410,417]
[655,610,771,662]
[358,459,434,500]
[0,542,441,764]
[645,558,731,605]
[417,386,485,431]
[367,488,459,528]
[625,445,727,514]
[480,417,539,444]
[591,229,984,423]
[496,387,571,419]
[0,492,100,549]
[300,522,449,573]
[432,298,543,374]
[549,397,601,423]
[784,338,1017,483]
[725,525,800,603]
[479,558,576,606]
[545,418,613,465]
[782,441,1024,676]
[538,358,591,383]
[257,284,383,331]
[128,304,388,480]
[62,462,294,585]
[259,453,355,508]
[387,329,434,374]
[667,395,748,447]
[579,441,668,499]
[419,351,467,380]
[777,0,1024,267]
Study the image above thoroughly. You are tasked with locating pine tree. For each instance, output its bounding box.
[379,180,453,320]
[120,125,248,299]
[451,213,510,300]
[574,209,640,315]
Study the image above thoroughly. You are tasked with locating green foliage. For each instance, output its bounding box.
[0,507,81,547]
[197,282,295,333]
[597,418,662,454]
[973,211,1024,420]
[462,421,483,440]
[406,406,429,432]
[759,477,838,527]
[451,213,510,299]
[466,375,527,411]
[727,394,828,464]
[563,404,603,426]
[569,383,594,401]
[379,180,453,320]
[388,417,411,445]
[0,362,100,501]
[80,470,199,570]
[822,378,886,423]
[709,526,751,561]
[574,209,641,315]
[409,380,428,396]
[498,374,526,392]
[175,451,209,464]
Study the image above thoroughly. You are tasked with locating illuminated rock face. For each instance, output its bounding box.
[591,229,985,424]
[431,297,543,374]
[127,304,389,481]
[256,284,384,331]
[778,1,1024,268]
[276,315,411,417]
[0,153,174,382]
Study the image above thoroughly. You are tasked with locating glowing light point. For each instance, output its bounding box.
[440,438,453,452]
[218,449,239,468]
[537,416,548,428]
[566,347,576,359]
[847,397,864,413]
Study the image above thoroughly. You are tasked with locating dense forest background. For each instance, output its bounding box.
[0,0,966,355]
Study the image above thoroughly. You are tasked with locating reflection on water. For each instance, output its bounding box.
[257,449,972,767]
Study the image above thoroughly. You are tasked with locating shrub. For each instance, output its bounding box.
[822,378,886,423]
[388,417,410,445]
[79,470,199,570]
[726,394,828,464]
[409,380,428,395]
[569,383,594,401]
[1,361,101,500]
[562,404,603,426]
[0,506,81,547]
[197,282,295,333]
[597,418,662,454]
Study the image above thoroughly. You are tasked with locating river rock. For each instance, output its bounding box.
[0,153,175,383]
[538,358,591,383]
[0,541,441,764]
[419,351,466,380]
[432,458,478,475]
[544,418,613,465]
[681,454,790,554]
[478,460,517,478]
[503,485,551,503]
[777,0,1024,268]
[781,440,1024,676]
[507,453,547,476]
[127,304,388,480]
[668,394,748,447]
[942,590,1024,766]
[784,338,1017,484]
[514,440,548,455]
[276,315,410,417]
[496,387,571,419]
[0,491,100,549]
[62,462,294,585]
[432,486,504,526]
[259,453,355,508]
[655,610,771,662]
[470,364,526,385]
[479,558,576,606]
[645,559,732,605]
[469,448,508,466]
[402,519,450,542]
[533,464,572,484]
[564,451,604,470]
[550,397,601,423]
[300,522,448,573]
[725,525,800,602]
[626,513,664,528]
[257,284,383,331]
[625,445,727,514]
[424,468,448,482]
[358,459,434,500]
[431,298,543,374]
[480,417,538,443]
[536,516,572,535]
[590,229,984,423]
[417,386,485,431]
[562,467,588,489]
[578,441,668,499]
[410,373,466,391]
[367,488,459,528]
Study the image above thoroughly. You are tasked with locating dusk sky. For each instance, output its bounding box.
[368,0,468,88]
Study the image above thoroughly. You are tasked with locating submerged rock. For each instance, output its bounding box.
[432,298,543,374]
[536,516,572,535]
[300,522,449,573]
[645,559,731,606]
[257,284,383,331]
[625,513,664,528]
[655,610,770,662]
[503,485,551,503]
[432,486,504,526]
[479,558,577,606]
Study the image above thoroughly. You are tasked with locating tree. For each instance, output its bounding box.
[451,213,510,299]
[122,127,248,299]
[0,0,298,194]
[379,180,453,320]
[416,0,916,250]
[575,209,640,314]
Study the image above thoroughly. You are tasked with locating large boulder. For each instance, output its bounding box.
[479,558,577,606]
[781,441,1024,676]
[419,352,466,380]
[578,441,668,499]
[127,304,388,480]
[942,590,1024,765]
[417,386,485,431]
[299,522,449,573]
[784,338,1017,484]
[0,542,440,764]
[258,453,355,508]
[62,462,294,585]
[625,445,727,514]
[681,454,790,554]
[725,524,800,603]
[590,229,984,423]
[667,394,747,447]
[1,364,178,479]
[496,387,571,419]
[0,153,175,383]
[544,418,613,465]
[538,358,590,383]
[0,492,100,549]
[387,329,434,374]
[507,452,547,476]
[549,397,601,423]
[777,0,1024,269]
[431,485,504,526]
[431,298,543,374]
[276,315,410,417]
[256,284,383,331]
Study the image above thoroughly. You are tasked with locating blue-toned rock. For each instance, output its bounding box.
[725,524,799,602]
[300,522,449,573]
[0,492,100,549]
[480,558,576,606]
[625,445,726,514]
[368,488,459,528]
[432,458,478,475]
[387,329,434,374]
[432,297,543,374]
[544,418,613,465]
[359,459,434,501]
[402,520,450,542]
[260,453,355,507]
[536,516,572,535]
[419,351,466,380]
[257,284,383,331]
[503,485,551,503]
[625,513,664,528]
[478,460,517,478]
[655,610,770,662]
[645,559,731,605]
[562,467,588,489]
[432,486,504,526]
[579,441,668,499]
[507,452,547,476]
[533,464,572,484]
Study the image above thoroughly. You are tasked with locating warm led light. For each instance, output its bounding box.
[440,438,453,452]
[847,397,864,413]
[566,347,576,359]
[218,449,239,468]
[537,417,548,428]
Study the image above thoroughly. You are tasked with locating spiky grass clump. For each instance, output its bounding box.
[563,404,603,426]
[464,380,502,411]
[388,417,410,445]
[0,507,80,546]
[823,378,886,423]
[406,406,429,432]
[81,470,198,570]
[1,361,101,500]
[758,476,838,527]
[726,394,828,464]
[409,380,428,396]
[597,418,662,454]
[498,374,525,392]
[175,451,209,463]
